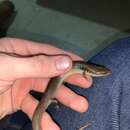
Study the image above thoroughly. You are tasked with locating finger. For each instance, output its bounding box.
[55,85,89,113]
[11,77,90,112]
[21,94,60,130]
[0,38,92,87]
[0,54,72,80]
[0,38,82,60]
[41,113,60,130]
[31,80,89,113]
[32,75,92,94]
[66,74,93,88]
[17,79,88,114]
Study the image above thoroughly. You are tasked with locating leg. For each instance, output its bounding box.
[1,37,130,130]
[48,37,130,130]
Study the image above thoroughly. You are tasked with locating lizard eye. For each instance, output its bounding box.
[83,70,88,78]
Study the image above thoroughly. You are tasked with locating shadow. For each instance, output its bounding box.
[0,0,17,37]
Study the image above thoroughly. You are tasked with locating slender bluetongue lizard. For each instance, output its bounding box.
[32,61,111,130]
[0,52,111,130]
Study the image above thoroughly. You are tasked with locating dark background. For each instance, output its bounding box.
[38,0,130,31]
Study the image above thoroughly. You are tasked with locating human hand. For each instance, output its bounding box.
[0,38,92,130]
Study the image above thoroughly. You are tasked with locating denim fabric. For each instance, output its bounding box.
[0,37,130,130]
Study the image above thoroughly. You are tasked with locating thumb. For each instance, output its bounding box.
[0,54,72,80]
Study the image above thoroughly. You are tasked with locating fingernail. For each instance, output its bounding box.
[56,56,71,71]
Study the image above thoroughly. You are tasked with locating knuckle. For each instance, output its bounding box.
[33,55,47,74]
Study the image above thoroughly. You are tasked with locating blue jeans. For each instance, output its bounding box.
[0,37,130,130]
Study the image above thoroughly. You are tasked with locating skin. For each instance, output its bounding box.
[0,38,93,130]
